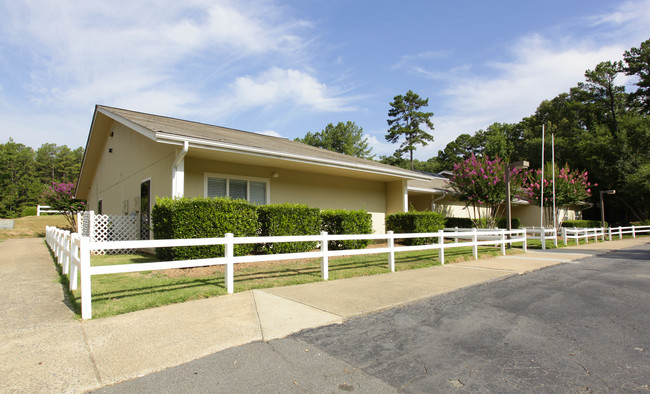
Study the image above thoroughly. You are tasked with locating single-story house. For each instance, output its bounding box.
[76,105,446,237]
[75,105,579,238]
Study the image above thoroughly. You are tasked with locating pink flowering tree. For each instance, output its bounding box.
[42,182,86,229]
[447,154,525,228]
[521,163,595,227]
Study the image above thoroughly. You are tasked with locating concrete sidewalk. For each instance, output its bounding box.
[0,237,647,393]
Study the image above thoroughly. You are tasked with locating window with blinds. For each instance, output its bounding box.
[205,174,268,205]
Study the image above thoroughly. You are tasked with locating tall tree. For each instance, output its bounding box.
[578,61,625,136]
[295,121,374,159]
[623,38,650,114]
[386,90,434,170]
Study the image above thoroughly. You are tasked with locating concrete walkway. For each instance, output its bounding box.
[0,237,647,393]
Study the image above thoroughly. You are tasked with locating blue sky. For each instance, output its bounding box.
[1,0,649,160]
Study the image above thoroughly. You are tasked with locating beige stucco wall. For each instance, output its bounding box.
[512,205,578,227]
[85,123,176,216]
[184,157,398,234]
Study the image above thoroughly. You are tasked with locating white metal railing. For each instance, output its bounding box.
[45,226,527,320]
[37,205,64,216]
[524,227,558,250]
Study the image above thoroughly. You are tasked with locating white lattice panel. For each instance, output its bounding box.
[80,211,140,255]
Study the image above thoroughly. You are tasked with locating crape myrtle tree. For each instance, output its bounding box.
[386,90,434,170]
[520,163,595,227]
[446,154,525,228]
[42,182,86,229]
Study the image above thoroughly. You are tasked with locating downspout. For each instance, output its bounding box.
[172,141,189,198]
[431,192,447,211]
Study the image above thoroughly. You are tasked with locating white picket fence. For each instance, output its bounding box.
[45,226,527,320]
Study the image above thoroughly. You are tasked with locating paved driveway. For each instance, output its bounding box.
[95,242,650,393]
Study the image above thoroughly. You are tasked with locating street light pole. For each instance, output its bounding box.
[600,190,616,228]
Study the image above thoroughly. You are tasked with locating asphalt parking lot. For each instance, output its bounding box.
[95,243,650,393]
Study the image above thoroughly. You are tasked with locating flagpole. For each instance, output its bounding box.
[552,133,557,230]
[539,125,544,228]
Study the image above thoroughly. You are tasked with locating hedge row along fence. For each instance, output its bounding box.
[152,197,373,260]
[444,216,521,229]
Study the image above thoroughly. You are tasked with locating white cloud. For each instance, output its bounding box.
[0,0,312,111]
[224,67,357,113]
[259,130,285,138]
[411,0,650,160]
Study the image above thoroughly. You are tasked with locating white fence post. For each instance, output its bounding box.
[619,226,623,239]
[225,233,234,294]
[632,225,636,238]
[472,228,478,260]
[608,227,612,241]
[388,231,395,272]
[500,230,506,255]
[80,237,92,320]
[386,230,395,272]
[438,230,445,265]
[541,227,546,250]
[552,228,558,248]
[70,234,79,290]
[523,230,527,253]
[321,231,329,280]
[561,227,567,246]
[62,231,71,274]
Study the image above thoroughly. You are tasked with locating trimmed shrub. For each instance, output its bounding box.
[496,217,521,229]
[321,209,373,250]
[21,205,37,217]
[385,211,446,245]
[257,203,321,254]
[444,216,520,229]
[151,197,258,260]
[561,220,604,228]
[444,217,473,228]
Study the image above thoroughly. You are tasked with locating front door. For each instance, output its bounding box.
[140,180,151,240]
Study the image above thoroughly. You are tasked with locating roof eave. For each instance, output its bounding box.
[155,132,432,181]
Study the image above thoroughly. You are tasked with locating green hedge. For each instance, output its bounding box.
[496,217,521,229]
[561,220,604,228]
[21,206,37,217]
[631,220,650,226]
[444,217,520,229]
[257,203,321,254]
[321,209,372,250]
[151,197,258,260]
[385,211,446,245]
[444,217,473,228]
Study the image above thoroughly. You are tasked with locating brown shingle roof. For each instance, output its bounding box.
[98,105,432,180]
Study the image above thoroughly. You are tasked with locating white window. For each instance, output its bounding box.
[204,173,269,204]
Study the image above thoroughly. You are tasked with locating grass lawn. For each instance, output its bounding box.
[59,231,650,319]
[0,215,71,241]
[67,245,520,319]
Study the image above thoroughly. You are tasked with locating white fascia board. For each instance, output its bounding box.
[97,107,157,141]
[407,186,448,194]
[156,132,432,181]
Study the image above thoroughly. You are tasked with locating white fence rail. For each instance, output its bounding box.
[559,225,650,245]
[46,226,527,320]
[524,227,558,250]
[37,205,64,216]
